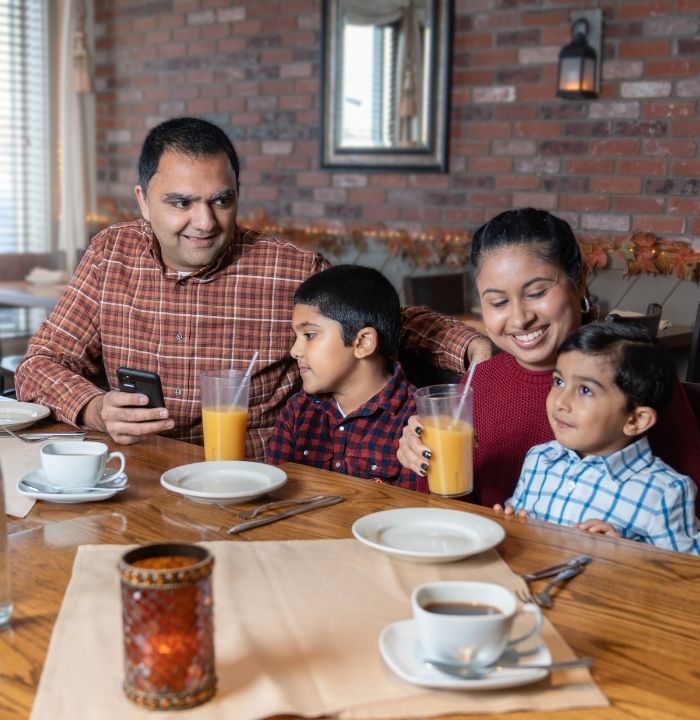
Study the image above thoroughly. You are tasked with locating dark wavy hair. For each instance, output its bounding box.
[138,117,240,194]
[470,208,595,320]
[294,265,401,362]
[558,322,676,412]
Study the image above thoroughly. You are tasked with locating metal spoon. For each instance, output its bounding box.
[21,477,127,494]
[425,656,593,679]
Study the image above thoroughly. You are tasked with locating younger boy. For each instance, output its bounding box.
[267,265,424,490]
[497,322,699,555]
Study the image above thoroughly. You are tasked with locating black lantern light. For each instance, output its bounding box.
[557,18,598,100]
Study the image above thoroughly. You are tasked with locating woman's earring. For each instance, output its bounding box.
[580,295,592,314]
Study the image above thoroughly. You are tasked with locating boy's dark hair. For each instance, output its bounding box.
[293,265,401,361]
[558,322,677,412]
[138,117,240,194]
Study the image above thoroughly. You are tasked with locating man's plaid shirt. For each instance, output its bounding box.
[268,363,426,491]
[16,220,479,460]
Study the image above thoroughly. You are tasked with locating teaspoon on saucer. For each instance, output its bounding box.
[21,477,127,494]
[425,656,593,678]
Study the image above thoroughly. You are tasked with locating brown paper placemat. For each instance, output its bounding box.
[30,540,607,719]
[1,437,40,517]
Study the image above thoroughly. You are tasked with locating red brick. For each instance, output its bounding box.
[362,205,401,222]
[672,119,700,137]
[591,177,643,194]
[618,1,673,19]
[469,157,512,173]
[673,160,700,176]
[613,196,665,214]
[591,139,640,156]
[409,175,451,189]
[495,175,540,190]
[668,198,700,214]
[518,84,557,102]
[244,186,279,202]
[453,33,491,50]
[367,175,407,189]
[514,121,560,137]
[467,122,512,138]
[453,70,495,85]
[187,98,217,114]
[470,48,518,67]
[561,196,610,212]
[400,206,444,223]
[643,101,696,119]
[566,158,614,174]
[642,139,697,157]
[617,158,667,176]
[523,11,566,27]
[646,58,700,77]
[633,216,686,234]
[679,0,700,10]
[513,192,557,209]
[347,188,384,204]
[619,39,671,59]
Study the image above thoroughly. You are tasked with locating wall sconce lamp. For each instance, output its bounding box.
[557,9,603,100]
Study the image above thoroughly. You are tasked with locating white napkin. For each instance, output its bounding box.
[1,436,85,517]
[24,267,69,285]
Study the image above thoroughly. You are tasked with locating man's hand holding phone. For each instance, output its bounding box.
[79,368,175,444]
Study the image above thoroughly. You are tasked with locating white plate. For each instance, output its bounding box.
[0,401,50,430]
[160,461,287,504]
[379,619,550,690]
[16,468,128,504]
[352,508,505,562]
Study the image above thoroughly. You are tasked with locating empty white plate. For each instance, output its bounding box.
[0,401,50,431]
[379,619,550,690]
[352,508,505,562]
[160,460,287,504]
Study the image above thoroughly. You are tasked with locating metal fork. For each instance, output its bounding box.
[233,495,328,520]
[516,565,584,608]
[1,427,86,443]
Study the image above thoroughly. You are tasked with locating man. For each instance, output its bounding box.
[15,117,488,459]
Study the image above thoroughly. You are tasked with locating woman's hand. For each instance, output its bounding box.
[575,519,619,537]
[397,415,432,477]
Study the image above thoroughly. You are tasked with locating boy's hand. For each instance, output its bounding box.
[575,519,619,537]
[493,503,529,518]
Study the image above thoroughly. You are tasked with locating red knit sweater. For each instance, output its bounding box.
[470,352,700,513]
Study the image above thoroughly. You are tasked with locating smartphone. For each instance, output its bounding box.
[116,367,165,409]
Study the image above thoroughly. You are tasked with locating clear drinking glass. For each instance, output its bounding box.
[119,543,216,710]
[200,370,250,460]
[414,384,474,497]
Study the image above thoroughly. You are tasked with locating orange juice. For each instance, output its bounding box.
[421,415,473,496]
[202,406,248,460]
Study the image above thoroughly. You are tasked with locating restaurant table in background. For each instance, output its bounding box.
[0,282,66,311]
[1,422,699,719]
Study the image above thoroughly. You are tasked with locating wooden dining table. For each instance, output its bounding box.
[1,423,699,720]
[0,282,66,311]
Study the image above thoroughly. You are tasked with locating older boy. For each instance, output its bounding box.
[268,265,424,490]
[498,322,699,555]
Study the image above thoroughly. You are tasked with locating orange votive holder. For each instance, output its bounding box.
[118,543,216,710]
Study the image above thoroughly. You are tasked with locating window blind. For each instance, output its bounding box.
[0,0,49,254]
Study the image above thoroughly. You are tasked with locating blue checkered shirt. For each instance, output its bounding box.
[507,437,700,555]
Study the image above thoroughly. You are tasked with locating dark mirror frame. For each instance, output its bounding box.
[321,0,452,173]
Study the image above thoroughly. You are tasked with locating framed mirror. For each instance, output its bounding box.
[321,0,452,172]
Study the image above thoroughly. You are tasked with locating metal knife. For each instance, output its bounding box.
[227,495,343,534]
[521,554,592,583]
[0,431,87,439]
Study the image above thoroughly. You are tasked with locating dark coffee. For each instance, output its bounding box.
[423,601,501,616]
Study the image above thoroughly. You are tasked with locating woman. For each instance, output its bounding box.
[398,208,700,510]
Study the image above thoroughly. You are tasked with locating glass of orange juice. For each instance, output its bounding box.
[200,370,250,460]
[414,384,473,497]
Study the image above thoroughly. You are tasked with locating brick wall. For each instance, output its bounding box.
[93,0,700,248]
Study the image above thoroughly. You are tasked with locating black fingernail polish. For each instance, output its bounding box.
[422,450,432,460]
[420,463,428,472]
[415,426,422,436]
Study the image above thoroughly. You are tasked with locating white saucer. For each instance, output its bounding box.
[0,401,51,431]
[160,460,287,504]
[16,468,128,504]
[352,508,505,562]
[379,619,551,690]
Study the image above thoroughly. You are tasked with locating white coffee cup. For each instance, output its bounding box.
[412,581,542,667]
[40,441,126,489]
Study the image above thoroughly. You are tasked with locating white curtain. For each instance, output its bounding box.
[341,0,428,146]
[58,0,95,272]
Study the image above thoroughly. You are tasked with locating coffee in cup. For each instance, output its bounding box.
[40,441,126,489]
[412,581,542,667]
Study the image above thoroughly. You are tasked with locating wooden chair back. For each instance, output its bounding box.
[685,301,700,383]
[680,380,700,426]
[403,271,471,315]
[605,302,663,336]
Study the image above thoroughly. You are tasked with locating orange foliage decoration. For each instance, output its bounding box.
[245,211,700,282]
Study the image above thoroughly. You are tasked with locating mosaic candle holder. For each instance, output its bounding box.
[119,543,216,710]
